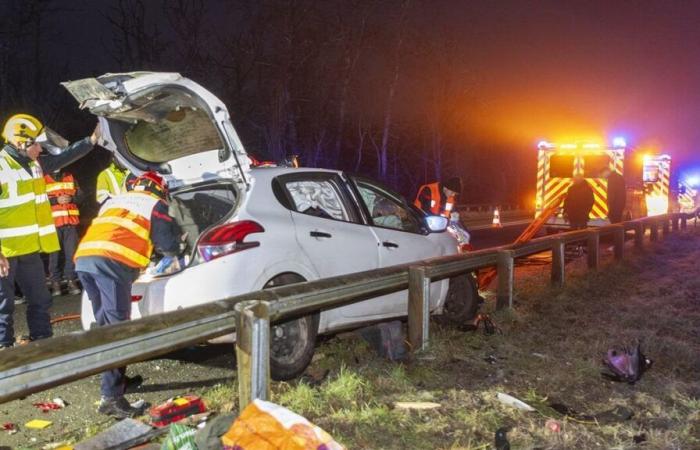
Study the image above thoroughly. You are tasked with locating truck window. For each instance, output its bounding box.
[583,155,611,178]
[549,155,575,178]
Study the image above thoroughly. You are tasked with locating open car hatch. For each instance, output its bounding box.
[61,72,250,190]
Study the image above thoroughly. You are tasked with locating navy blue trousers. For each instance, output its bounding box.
[48,226,79,282]
[77,270,131,398]
[0,253,53,347]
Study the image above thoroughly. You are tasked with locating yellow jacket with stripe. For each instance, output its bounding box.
[96,162,130,204]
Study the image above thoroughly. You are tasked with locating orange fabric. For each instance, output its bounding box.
[44,173,79,227]
[75,193,157,268]
[414,182,456,217]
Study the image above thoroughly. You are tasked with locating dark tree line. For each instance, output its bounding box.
[0,0,534,205]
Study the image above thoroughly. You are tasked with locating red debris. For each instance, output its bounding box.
[2,422,15,431]
[32,402,62,412]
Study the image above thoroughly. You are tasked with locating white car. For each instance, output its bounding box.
[64,72,478,379]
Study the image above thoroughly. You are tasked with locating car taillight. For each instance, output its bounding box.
[131,295,143,302]
[197,220,265,262]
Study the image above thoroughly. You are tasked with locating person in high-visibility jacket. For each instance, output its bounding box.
[0,114,100,349]
[414,176,463,217]
[75,171,181,418]
[95,157,133,204]
[44,168,83,296]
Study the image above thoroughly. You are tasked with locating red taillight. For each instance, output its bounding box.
[197,220,265,262]
[131,295,143,302]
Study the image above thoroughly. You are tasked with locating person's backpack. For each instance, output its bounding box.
[602,342,652,384]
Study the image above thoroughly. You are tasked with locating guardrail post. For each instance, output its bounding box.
[662,217,670,237]
[236,300,271,410]
[587,230,599,270]
[613,225,625,261]
[408,265,431,352]
[650,219,659,241]
[551,238,565,287]
[672,214,679,232]
[496,249,515,310]
[633,222,644,249]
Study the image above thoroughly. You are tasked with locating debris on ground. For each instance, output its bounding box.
[601,342,652,384]
[494,426,511,450]
[161,423,197,450]
[2,422,17,434]
[25,419,53,429]
[457,314,502,335]
[221,399,344,449]
[357,320,407,361]
[393,401,441,410]
[195,412,237,450]
[32,401,64,412]
[150,395,207,428]
[544,419,561,433]
[74,418,161,450]
[496,393,535,412]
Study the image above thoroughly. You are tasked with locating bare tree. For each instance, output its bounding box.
[104,0,168,69]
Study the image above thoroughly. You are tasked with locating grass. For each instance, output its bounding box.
[198,231,700,448]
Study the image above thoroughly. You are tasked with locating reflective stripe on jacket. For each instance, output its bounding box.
[414,182,456,217]
[75,192,159,268]
[96,163,129,204]
[0,149,60,256]
[44,173,80,227]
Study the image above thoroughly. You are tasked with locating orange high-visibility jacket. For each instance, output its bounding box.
[414,182,455,217]
[44,173,80,227]
[75,192,160,269]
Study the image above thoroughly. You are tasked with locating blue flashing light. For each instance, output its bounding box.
[686,176,700,188]
[612,137,626,148]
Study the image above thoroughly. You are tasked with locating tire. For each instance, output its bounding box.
[263,273,319,381]
[443,273,480,324]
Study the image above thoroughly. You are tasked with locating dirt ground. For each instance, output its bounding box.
[2,228,699,449]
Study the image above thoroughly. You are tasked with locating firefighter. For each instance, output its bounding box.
[75,171,181,418]
[563,175,594,229]
[95,156,132,204]
[603,167,626,223]
[45,168,83,296]
[0,114,100,349]
[414,176,462,217]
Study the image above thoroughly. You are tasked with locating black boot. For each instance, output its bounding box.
[97,396,145,419]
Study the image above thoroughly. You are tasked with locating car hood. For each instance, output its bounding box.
[61,72,250,190]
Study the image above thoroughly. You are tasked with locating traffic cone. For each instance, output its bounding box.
[492,208,502,228]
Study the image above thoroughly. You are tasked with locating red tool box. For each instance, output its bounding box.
[149,395,207,427]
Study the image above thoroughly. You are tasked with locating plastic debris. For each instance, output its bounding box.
[496,393,535,412]
[52,397,67,408]
[25,419,53,429]
[161,423,197,450]
[494,427,510,450]
[602,342,652,384]
[393,401,441,410]
[222,399,344,449]
[545,419,561,433]
[3,422,17,434]
[33,401,63,412]
[150,395,207,427]
[74,418,160,450]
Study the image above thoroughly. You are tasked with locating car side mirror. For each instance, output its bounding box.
[425,215,448,232]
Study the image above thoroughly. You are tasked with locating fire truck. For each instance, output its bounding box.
[534,139,673,227]
[678,179,699,213]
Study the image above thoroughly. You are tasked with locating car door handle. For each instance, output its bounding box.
[382,241,399,248]
[310,231,332,238]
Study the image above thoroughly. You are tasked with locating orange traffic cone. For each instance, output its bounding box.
[492,208,502,228]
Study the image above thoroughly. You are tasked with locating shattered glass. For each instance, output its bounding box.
[285,181,347,221]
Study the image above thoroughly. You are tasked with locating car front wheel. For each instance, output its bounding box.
[264,273,319,381]
[443,273,480,324]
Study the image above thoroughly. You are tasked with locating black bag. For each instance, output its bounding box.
[602,342,652,384]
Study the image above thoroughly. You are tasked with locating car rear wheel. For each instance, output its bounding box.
[264,273,319,381]
[443,273,480,324]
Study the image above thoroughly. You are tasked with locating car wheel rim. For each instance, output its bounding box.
[270,318,308,365]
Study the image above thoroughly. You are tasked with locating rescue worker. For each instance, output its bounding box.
[0,114,100,349]
[45,168,83,296]
[563,175,594,229]
[75,171,181,418]
[95,157,132,204]
[603,167,626,224]
[414,176,462,217]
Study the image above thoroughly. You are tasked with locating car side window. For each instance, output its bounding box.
[355,182,422,233]
[284,179,350,221]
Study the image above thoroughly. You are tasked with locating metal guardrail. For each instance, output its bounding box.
[0,210,698,409]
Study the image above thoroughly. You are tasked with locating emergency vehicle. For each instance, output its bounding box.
[641,154,672,216]
[678,179,698,213]
[535,139,625,227]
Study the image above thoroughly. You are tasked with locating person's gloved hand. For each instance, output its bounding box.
[154,256,181,275]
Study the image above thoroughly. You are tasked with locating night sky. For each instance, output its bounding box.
[3,0,700,190]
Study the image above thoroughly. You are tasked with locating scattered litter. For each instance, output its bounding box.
[25,419,53,429]
[195,412,237,450]
[545,419,561,433]
[221,399,344,449]
[602,342,652,384]
[150,395,207,427]
[393,401,441,410]
[161,423,197,450]
[457,314,501,335]
[52,397,67,408]
[33,401,63,412]
[484,355,498,365]
[496,393,535,412]
[494,426,511,450]
[3,422,17,434]
[357,321,407,361]
[531,352,547,359]
[74,418,162,450]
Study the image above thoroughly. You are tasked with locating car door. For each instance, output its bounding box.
[348,176,449,315]
[276,171,380,282]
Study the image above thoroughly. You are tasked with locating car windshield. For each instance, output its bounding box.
[120,88,224,163]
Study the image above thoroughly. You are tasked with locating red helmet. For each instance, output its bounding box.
[132,171,167,198]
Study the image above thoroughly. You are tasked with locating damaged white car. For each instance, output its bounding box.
[63,72,478,380]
